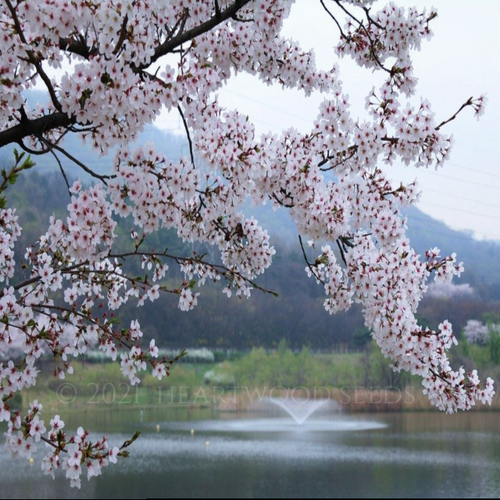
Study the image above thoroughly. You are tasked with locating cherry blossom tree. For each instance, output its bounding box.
[0,0,494,487]
[426,282,475,300]
[463,319,500,346]
[463,320,490,346]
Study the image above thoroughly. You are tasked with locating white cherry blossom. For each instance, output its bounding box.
[0,0,494,487]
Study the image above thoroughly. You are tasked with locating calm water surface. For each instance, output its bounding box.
[1,408,500,498]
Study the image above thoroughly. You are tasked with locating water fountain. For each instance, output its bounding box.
[268,397,328,426]
[158,396,386,433]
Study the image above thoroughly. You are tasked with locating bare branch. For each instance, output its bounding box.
[435,97,474,131]
[336,238,347,266]
[177,104,196,168]
[46,143,71,192]
[41,139,116,184]
[320,0,345,37]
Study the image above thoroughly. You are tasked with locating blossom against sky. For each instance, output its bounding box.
[158,0,500,241]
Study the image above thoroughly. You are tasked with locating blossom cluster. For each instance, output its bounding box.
[0,0,494,487]
[5,400,129,489]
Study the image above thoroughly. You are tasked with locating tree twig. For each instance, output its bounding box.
[41,139,116,183]
[177,104,196,168]
[435,97,473,131]
[320,0,345,38]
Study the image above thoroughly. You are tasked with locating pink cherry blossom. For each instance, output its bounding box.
[0,0,494,488]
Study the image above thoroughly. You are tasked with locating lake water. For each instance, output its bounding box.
[1,408,500,498]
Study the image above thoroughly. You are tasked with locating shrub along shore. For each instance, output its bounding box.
[17,341,500,414]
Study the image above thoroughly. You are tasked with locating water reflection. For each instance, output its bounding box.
[1,410,500,498]
[159,417,387,433]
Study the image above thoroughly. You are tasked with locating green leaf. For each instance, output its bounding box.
[8,172,19,185]
[20,156,35,170]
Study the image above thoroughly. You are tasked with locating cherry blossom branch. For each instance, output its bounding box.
[0,0,495,488]
[107,250,279,297]
[318,146,358,171]
[332,0,392,75]
[435,96,474,131]
[3,0,62,113]
[139,0,254,70]
[13,262,90,291]
[298,235,326,286]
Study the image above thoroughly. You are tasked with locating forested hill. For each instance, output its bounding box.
[405,207,500,289]
[248,202,500,291]
[0,122,185,180]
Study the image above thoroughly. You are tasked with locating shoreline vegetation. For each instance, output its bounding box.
[18,340,500,414]
[20,384,500,414]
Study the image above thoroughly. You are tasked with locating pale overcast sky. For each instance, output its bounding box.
[158,0,500,242]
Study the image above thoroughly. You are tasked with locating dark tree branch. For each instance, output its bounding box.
[336,238,347,265]
[333,0,363,27]
[320,0,345,37]
[13,262,89,291]
[59,34,97,60]
[136,0,253,70]
[46,143,71,192]
[177,104,196,168]
[435,97,474,131]
[40,139,116,184]
[166,8,190,42]
[0,112,75,148]
[4,0,62,113]
[298,234,326,286]
[270,192,294,208]
[318,146,358,171]
[112,15,129,55]
[18,139,52,156]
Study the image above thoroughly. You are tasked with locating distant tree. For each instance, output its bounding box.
[0,0,493,487]
[463,319,500,365]
[464,320,491,346]
[426,282,475,300]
